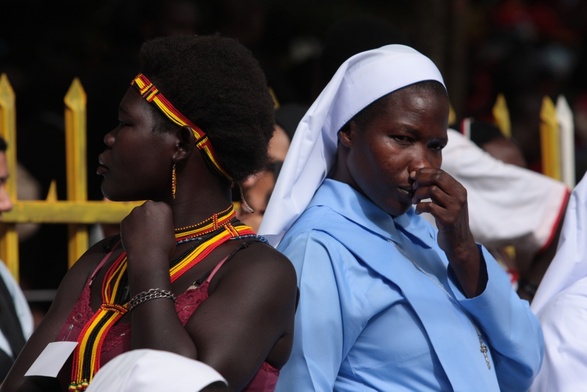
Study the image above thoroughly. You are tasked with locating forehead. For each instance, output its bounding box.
[388,82,448,104]
[359,85,449,140]
[119,87,160,123]
[269,126,290,163]
[120,87,149,111]
[360,83,449,122]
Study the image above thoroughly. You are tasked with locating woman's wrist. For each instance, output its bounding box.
[128,288,176,311]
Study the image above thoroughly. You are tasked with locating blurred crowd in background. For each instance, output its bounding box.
[1,0,587,314]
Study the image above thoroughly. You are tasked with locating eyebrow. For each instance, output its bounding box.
[435,136,449,144]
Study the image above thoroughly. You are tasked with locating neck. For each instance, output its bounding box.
[171,156,234,229]
[174,203,236,234]
[330,150,353,187]
[171,191,234,230]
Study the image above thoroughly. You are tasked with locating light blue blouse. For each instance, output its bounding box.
[275,179,543,392]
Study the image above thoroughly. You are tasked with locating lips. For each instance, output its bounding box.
[96,155,108,175]
[397,185,415,202]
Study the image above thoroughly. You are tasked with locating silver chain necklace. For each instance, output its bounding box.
[391,240,492,370]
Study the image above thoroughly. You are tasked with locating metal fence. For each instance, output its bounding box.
[0,74,139,283]
[0,72,575,293]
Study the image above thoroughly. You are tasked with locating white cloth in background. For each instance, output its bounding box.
[532,171,587,312]
[441,129,569,262]
[86,349,227,392]
[529,172,587,392]
[0,261,33,357]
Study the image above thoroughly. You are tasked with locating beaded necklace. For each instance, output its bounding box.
[69,205,255,391]
[174,204,235,237]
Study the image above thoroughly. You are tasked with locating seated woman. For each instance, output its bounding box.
[260,44,543,391]
[1,35,298,392]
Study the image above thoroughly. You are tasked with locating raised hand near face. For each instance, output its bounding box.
[120,201,176,272]
[411,168,486,297]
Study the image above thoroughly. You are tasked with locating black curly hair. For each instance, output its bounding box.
[138,34,275,182]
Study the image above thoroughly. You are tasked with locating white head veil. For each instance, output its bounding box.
[258,44,445,246]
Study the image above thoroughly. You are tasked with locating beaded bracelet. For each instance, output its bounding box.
[128,288,177,311]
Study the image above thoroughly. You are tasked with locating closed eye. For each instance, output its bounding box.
[392,135,413,144]
[429,141,446,151]
[428,136,447,151]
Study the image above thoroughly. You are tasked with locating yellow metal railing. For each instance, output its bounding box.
[0,74,19,279]
[0,73,578,283]
[540,96,562,181]
[0,74,139,281]
[539,95,575,188]
[492,93,574,188]
[492,93,511,138]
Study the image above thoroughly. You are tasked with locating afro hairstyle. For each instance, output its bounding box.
[138,34,275,182]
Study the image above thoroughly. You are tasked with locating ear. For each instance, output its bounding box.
[173,126,195,163]
[338,121,357,148]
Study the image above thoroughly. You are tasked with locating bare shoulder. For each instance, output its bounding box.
[210,239,297,294]
[232,240,295,274]
[50,235,120,312]
[66,235,119,276]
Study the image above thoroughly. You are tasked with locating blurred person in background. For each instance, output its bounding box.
[236,103,307,232]
[0,136,34,383]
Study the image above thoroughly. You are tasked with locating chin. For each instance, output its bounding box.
[101,188,123,202]
[383,202,410,218]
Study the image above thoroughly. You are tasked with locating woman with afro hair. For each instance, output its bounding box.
[1,34,297,392]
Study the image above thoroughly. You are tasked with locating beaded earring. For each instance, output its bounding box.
[171,163,177,199]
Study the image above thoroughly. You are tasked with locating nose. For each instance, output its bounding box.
[103,129,115,147]
[409,146,438,172]
[0,185,13,214]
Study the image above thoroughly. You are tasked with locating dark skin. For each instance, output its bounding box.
[332,85,487,298]
[1,87,297,392]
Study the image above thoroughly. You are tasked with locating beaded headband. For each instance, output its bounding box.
[131,73,233,181]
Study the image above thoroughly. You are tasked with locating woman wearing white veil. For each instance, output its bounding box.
[260,44,543,391]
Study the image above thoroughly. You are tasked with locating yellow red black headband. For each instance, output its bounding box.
[131,73,233,181]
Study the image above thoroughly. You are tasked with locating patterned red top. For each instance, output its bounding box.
[55,268,279,391]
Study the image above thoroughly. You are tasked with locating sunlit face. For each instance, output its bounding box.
[237,124,290,231]
[97,87,177,202]
[268,125,290,163]
[237,169,276,232]
[342,84,449,216]
[0,152,13,218]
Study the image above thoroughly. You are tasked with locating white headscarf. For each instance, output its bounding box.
[258,44,445,246]
[85,349,227,392]
[531,172,587,314]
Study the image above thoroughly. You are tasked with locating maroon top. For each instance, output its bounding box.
[55,253,279,391]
